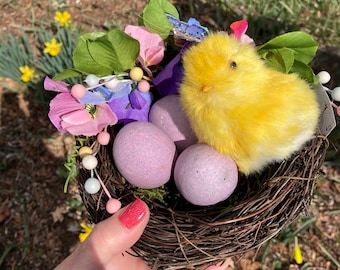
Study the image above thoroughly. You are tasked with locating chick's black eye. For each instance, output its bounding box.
[230,61,237,69]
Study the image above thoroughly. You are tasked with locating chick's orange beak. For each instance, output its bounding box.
[202,85,213,93]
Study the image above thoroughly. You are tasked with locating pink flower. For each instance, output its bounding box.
[124,25,165,77]
[44,77,118,136]
[230,20,255,45]
[44,76,69,93]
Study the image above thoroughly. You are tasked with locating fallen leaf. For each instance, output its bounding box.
[0,204,11,223]
[51,205,69,223]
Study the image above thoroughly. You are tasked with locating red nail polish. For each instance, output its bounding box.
[119,199,146,229]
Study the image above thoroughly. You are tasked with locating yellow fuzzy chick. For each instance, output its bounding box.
[180,33,320,174]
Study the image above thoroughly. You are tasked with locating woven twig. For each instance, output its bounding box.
[78,129,328,269]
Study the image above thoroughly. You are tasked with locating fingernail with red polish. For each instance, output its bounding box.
[119,199,146,229]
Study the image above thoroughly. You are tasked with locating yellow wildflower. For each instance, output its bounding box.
[54,11,71,27]
[294,237,303,264]
[19,65,38,83]
[44,38,62,56]
[79,222,93,242]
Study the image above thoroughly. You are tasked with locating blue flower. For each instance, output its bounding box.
[78,80,132,104]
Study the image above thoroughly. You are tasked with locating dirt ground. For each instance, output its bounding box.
[0,0,339,269]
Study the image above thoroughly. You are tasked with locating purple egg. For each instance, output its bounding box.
[149,95,197,153]
[113,121,176,189]
[174,144,238,206]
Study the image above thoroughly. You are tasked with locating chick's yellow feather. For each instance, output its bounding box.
[180,33,320,174]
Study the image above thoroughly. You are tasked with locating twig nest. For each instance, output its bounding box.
[174,143,238,206]
[78,127,329,269]
[112,121,176,188]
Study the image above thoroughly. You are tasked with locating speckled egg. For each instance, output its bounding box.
[113,121,176,189]
[149,95,197,153]
[174,143,238,206]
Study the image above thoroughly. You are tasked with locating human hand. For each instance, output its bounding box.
[55,198,150,270]
[55,198,229,270]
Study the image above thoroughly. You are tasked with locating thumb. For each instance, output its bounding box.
[89,198,150,263]
[55,198,150,270]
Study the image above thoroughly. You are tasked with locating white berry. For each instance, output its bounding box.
[82,155,98,170]
[331,87,340,102]
[84,177,101,194]
[85,74,100,86]
[104,78,119,89]
[317,71,331,84]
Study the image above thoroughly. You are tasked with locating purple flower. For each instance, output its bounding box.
[108,91,153,123]
[153,42,191,96]
[129,90,147,110]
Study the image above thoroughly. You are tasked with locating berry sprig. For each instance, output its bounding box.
[70,67,151,101]
[317,71,340,116]
[79,136,122,214]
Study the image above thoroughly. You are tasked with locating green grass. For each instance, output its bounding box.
[318,243,340,268]
[0,33,36,85]
[37,26,81,85]
[0,12,80,88]
[204,0,340,46]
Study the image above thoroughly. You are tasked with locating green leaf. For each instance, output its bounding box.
[73,32,113,76]
[290,60,318,84]
[257,31,319,83]
[87,29,140,74]
[263,48,295,73]
[257,31,318,65]
[53,68,84,81]
[143,0,179,38]
[312,73,320,84]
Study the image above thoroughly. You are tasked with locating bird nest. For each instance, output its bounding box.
[77,126,328,269]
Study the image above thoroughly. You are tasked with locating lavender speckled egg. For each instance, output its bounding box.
[174,144,238,206]
[149,95,197,153]
[113,121,176,189]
